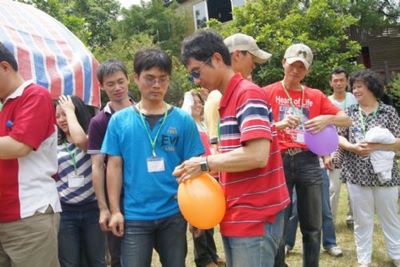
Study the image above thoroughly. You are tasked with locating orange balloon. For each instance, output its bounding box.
[178,173,226,229]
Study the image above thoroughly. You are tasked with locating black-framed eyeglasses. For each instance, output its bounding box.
[188,58,211,82]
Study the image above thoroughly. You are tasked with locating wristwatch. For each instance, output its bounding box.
[199,157,209,172]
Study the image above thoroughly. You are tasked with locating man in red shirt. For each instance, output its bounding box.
[263,43,351,267]
[0,42,61,266]
[175,30,290,267]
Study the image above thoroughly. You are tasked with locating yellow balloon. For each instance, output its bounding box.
[178,173,226,229]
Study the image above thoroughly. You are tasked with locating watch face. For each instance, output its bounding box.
[200,160,208,172]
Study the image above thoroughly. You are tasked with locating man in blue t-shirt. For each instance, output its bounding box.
[101,48,204,267]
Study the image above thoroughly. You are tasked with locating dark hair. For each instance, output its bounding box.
[57,95,92,144]
[330,67,348,80]
[97,59,128,85]
[349,70,384,99]
[181,30,231,67]
[0,42,18,71]
[133,48,172,76]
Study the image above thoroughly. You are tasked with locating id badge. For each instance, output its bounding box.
[68,175,85,188]
[147,157,165,173]
[295,131,305,144]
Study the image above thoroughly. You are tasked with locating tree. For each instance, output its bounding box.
[19,0,120,48]
[348,0,400,34]
[116,0,191,57]
[209,0,362,92]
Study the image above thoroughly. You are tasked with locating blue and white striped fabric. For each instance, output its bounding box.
[0,0,100,107]
[57,143,96,205]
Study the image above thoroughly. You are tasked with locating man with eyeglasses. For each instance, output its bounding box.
[175,31,290,267]
[101,48,204,267]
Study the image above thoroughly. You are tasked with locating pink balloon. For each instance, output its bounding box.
[304,125,339,156]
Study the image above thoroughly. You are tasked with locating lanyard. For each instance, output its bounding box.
[358,104,379,135]
[138,102,168,157]
[281,81,304,120]
[0,102,3,112]
[63,141,77,173]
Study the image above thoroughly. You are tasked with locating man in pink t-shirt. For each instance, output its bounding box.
[0,42,61,266]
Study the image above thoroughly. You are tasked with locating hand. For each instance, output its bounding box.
[108,212,124,237]
[323,156,333,170]
[283,114,301,129]
[99,208,111,232]
[58,95,75,113]
[189,225,204,238]
[362,142,383,152]
[173,156,203,183]
[275,114,301,130]
[350,142,371,157]
[304,115,331,133]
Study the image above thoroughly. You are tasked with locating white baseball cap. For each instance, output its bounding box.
[284,43,313,70]
[224,33,272,64]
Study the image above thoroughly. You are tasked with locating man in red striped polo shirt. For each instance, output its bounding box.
[0,42,61,266]
[176,31,290,267]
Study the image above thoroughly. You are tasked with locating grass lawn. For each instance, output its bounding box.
[152,186,398,267]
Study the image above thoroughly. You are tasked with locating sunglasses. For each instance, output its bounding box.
[189,58,211,82]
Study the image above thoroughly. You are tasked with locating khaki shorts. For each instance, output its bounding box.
[0,206,60,267]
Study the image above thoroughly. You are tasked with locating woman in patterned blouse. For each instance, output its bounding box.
[338,70,400,267]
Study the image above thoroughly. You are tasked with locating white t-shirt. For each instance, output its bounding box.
[329,92,357,111]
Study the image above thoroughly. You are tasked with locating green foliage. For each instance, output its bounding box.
[116,0,190,57]
[210,0,362,93]
[387,73,400,113]
[348,0,400,34]
[19,0,120,48]
[93,33,191,106]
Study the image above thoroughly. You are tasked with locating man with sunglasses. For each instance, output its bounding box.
[175,31,290,267]
[101,48,204,267]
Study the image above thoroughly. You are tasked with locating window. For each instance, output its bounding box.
[192,0,246,30]
[193,1,208,30]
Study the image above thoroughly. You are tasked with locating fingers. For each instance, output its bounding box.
[172,164,184,177]
[110,221,124,237]
[99,221,110,232]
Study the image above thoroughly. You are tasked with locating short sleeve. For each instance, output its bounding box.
[182,115,204,160]
[9,88,55,150]
[237,88,272,144]
[87,116,105,155]
[320,92,341,115]
[101,116,121,156]
[387,106,400,138]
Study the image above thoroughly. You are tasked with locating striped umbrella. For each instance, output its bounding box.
[0,0,100,107]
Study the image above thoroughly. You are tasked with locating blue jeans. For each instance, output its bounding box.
[58,207,106,267]
[121,212,187,267]
[321,169,338,249]
[222,210,284,267]
[285,169,338,249]
[276,151,323,267]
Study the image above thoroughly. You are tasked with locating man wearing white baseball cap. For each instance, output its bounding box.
[224,33,272,80]
[263,43,351,267]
